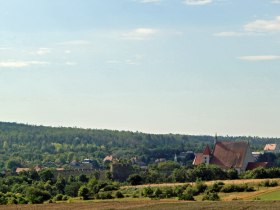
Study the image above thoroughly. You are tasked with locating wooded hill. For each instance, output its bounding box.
[0,122,278,171]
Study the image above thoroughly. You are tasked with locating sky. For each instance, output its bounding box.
[0,0,280,137]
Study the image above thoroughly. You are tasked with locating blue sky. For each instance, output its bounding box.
[1,0,280,137]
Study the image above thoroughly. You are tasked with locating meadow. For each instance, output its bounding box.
[1,180,280,210]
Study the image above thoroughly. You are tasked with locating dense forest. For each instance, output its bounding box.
[0,121,279,172]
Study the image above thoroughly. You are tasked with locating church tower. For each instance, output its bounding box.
[202,145,211,165]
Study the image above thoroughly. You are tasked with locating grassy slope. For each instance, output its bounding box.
[1,179,280,210]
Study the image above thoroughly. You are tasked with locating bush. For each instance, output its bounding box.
[153,188,163,198]
[62,195,69,201]
[96,192,113,199]
[142,187,154,198]
[103,185,119,191]
[178,187,195,201]
[259,180,278,187]
[115,191,124,198]
[163,187,175,198]
[220,184,254,193]
[127,174,143,186]
[25,187,51,204]
[65,182,82,197]
[53,194,63,201]
[78,186,90,200]
[194,180,207,194]
[202,190,220,201]
[208,182,224,192]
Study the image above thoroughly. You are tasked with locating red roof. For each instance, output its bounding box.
[203,145,211,155]
[193,153,203,165]
[246,162,268,170]
[210,141,249,169]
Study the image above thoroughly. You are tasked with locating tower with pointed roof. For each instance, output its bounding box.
[202,145,211,165]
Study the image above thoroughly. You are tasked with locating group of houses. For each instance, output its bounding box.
[14,138,279,179]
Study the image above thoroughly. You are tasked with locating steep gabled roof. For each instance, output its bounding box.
[210,141,248,169]
[203,145,211,155]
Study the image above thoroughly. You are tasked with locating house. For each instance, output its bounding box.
[16,168,30,173]
[264,144,280,154]
[193,141,265,173]
[103,155,114,163]
[252,151,263,161]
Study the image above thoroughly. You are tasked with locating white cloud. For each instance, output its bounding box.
[271,0,280,4]
[58,40,90,45]
[244,16,280,32]
[238,55,280,61]
[183,0,212,5]
[0,61,49,68]
[214,16,280,37]
[65,50,71,54]
[36,48,52,55]
[122,28,159,40]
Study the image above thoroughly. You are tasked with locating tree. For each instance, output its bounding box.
[78,186,90,200]
[5,160,22,171]
[25,187,51,204]
[65,182,82,197]
[78,174,89,183]
[127,174,143,186]
[39,169,54,182]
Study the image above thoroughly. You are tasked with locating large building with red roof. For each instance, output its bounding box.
[193,141,267,173]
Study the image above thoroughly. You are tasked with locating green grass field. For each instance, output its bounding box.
[257,190,280,201]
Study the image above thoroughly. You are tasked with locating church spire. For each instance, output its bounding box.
[214,133,218,145]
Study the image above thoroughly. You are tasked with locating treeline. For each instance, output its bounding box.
[0,122,279,171]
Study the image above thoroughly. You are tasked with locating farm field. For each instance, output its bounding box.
[121,178,280,189]
[1,200,280,210]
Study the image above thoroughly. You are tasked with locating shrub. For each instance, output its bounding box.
[96,192,113,199]
[163,187,175,198]
[220,184,254,193]
[178,187,195,201]
[25,187,51,204]
[127,174,143,186]
[153,188,163,198]
[62,195,69,201]
[142,187,154,198]
[53,194,63,201]
[115,191,124,198]
[202,190,220,201]
[78,186,90,200]
[194,180,207,194]
[259,180,278,187]
[208,182,224,192]
[65,182,82,197]
[103,185,119,191]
